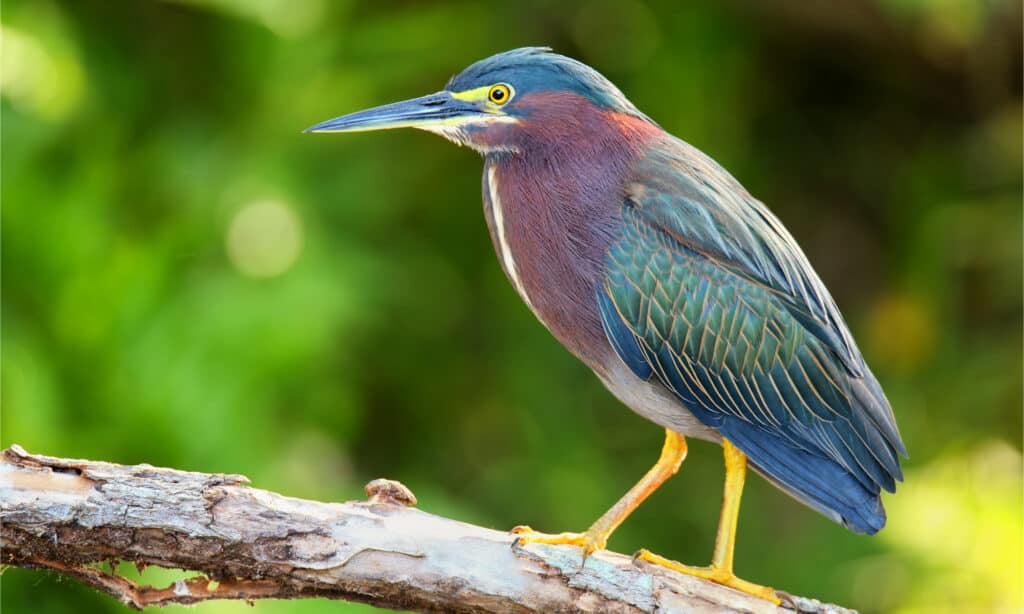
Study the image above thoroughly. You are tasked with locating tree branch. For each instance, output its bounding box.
[0,445,854,613]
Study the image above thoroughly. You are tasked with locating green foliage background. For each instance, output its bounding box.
[3,1,1021,613]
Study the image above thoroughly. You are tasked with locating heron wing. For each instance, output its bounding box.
[598,142,906,533]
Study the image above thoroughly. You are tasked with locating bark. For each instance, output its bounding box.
[0,445,855,614]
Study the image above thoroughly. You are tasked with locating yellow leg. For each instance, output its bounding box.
[635,438,779,604]
[513,428,687,558]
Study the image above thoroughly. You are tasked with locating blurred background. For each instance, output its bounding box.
[2,1,1021,613]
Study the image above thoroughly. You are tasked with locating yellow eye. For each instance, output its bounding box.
[488,84,511,105]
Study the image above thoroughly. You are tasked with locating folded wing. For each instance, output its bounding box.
[599,143,906,533]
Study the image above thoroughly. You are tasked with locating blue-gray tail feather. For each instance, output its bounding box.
[719,417,887,534]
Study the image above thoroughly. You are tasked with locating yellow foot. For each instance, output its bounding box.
[511,525,607,558]
[634,548,780,605]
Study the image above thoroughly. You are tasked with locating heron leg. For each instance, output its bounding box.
[634,437,779,603]
[512,428,687,558]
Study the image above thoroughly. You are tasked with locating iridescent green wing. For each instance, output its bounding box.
[598,143,906,533]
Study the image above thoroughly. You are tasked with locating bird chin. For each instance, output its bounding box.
[417,123,474,147]
[416,120,520,155]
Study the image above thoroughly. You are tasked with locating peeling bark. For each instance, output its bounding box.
[0,445,854,614]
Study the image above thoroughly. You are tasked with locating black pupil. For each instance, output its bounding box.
[492,88,505,101]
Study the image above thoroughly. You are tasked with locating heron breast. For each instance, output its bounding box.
[486,166,536,312]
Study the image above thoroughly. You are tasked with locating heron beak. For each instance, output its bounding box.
[304,91,497,134]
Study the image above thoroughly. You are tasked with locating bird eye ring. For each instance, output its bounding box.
[488,84,511,105]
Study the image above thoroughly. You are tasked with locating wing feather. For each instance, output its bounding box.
[598,144,907,532]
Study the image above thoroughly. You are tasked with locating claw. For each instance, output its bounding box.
[508,526,607,559]
[633,548,780,605]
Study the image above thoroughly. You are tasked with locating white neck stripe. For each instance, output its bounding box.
[488,167,534,311]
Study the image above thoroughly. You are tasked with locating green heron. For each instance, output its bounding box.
[307,47,906,603]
